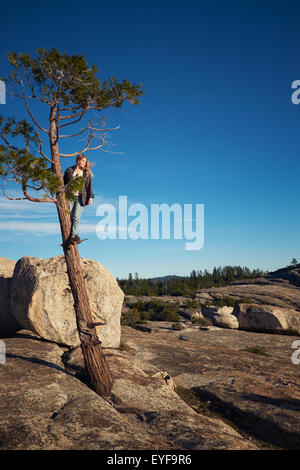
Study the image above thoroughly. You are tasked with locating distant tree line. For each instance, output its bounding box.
[117,265,267,296]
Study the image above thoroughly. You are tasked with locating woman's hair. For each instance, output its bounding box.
[76,154,94,176]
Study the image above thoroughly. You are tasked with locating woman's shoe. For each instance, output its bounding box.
[70,235,81,243]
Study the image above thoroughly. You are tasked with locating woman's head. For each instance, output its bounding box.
[76,154,94,176]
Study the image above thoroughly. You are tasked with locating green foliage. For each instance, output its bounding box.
[0,115,60,197]
[121,310,150,327]
[216,296,252,307]
[172,322,185,330]
[0,48,144,202]
[118,266,267,297]
[174,386,214,416]
[150,305,180,322]
[143,299,180,322]
[185,299,201,309]
[6,48,144,109]
[124,298,181,323]
[121,311,141,326]
[216,296,237,307]
[147,299,165,313]
[191,316,212,326]
[242,346,270,357]
[64,175,85,201]
[133,300,148,312]
[118,341,131,352]
[239,297,253,304]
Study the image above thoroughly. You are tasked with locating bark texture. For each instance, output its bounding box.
[50,106,113,397]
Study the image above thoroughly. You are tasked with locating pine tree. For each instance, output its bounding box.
[0,48,144,397]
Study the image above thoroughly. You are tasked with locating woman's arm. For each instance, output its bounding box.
[86,174,94,204]
[64,167,72,186]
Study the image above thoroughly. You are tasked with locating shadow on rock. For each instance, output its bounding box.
[241,393,300,412]
[6,353,76,378]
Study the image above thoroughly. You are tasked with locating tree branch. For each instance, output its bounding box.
[35,128,53,163]
[0,133,19,151]
[59,124,119,138]
[22,181,56,203]
[59,126,90,138]
[2,184,28,200]
[58,107,89,129]
[58,109,86,120]
[59,105,82,112]
[96,147,123,155]
[59,133,105,157]
[24,68,48,104]
[89,125,120,132]
[20,79,49,134]
[25,182,44,191]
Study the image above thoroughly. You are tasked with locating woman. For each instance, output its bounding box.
[63,154,94,243]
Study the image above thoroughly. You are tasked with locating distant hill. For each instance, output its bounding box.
[149,275,184,282]
[268,264,300,275]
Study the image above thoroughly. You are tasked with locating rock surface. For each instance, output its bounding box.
[107,352,257,450]
[121,322,300,449]
[266,265,300,288]
[123,267,300,336]
[1,319,299,450]
[202,305,238,329]
[0,329,257,450]
[123,267,300,312]
[193,273,300,311]
[0,331,167,450]
[234,303,300,335]
[0,257,20,336]
[0,257,16,278]
[10,256,123,347]
[1,258,300,449]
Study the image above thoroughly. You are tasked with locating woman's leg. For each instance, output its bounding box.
[70,195,84,236]
[69,199,75,236]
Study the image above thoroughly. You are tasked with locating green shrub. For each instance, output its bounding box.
[134,300,147,312]
[121,311,150,326]
[238,297,253,304]
[172,322,185,330]
[174,386,212,415]
[146,299,165,313]
[124,298,182,323]
[185,299,200,309]
[242,346,270,356]
[163,307,180,322]
[216,296,237,307]
[149,305,180,322]
[191,316,212,326]
[118,341,131,351]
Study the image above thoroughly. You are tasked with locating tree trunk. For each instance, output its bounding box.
[49,106,113,397]
[62,237,113,397]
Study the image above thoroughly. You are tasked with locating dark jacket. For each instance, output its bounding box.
[63,165,94,206]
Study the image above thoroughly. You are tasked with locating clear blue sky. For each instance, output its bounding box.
[0,0,300,279]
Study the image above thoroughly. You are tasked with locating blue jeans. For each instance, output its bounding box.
[69,194,84,236]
